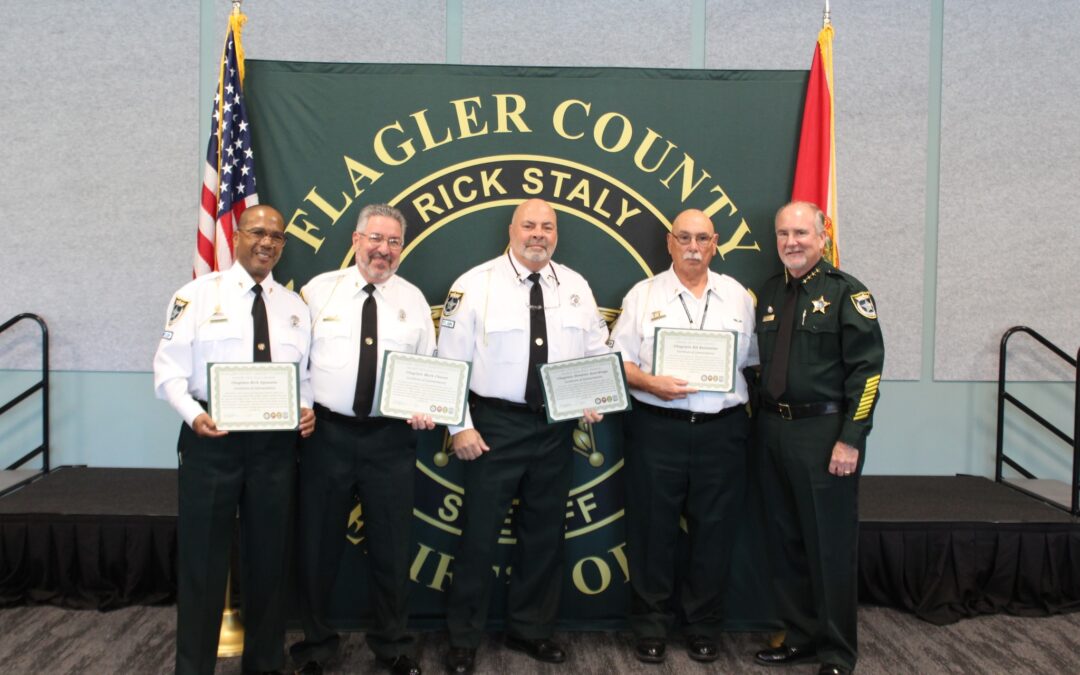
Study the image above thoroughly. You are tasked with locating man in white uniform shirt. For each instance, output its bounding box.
[610,208,759,665]
[153,204,315,675]
[290,204,435,675]
[437,199,610,674]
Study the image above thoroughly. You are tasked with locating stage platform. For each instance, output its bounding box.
[1,467,1077,625]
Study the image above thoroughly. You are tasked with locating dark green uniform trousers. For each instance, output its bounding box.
[291,412,417,665]
[624,403,750,639]
[446,401,575,648]
[758,410,861,670]
[176,423,296,675]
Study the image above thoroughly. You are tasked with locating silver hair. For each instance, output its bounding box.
[776,201,826,234]
[355,203,407,237]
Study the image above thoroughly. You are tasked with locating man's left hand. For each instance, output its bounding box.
[581,408,604,424]
[828,441,859,477]
[299,407,316,438]
[408,413,436,430]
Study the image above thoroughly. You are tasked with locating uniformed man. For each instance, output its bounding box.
[610,208,758,664]
[153,204,315,675]
[289,204,435,675]
[752,201,884,675]
[437,198,610,674]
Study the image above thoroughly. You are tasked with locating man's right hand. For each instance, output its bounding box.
[192,413,228,438]
[647,374,698,401]
[451,428,490,461]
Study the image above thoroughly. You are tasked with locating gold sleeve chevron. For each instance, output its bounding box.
[853,375,880,421]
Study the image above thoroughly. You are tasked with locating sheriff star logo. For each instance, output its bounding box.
[812,295,831,314]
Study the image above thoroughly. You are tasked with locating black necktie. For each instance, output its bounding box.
[525,272,548,411]
[251,283,271,362]
[765,279,797,400]
[353,283,378,418]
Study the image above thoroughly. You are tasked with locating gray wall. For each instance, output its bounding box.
[1,1,1076,478]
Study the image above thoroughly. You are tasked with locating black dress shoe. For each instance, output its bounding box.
[445,647,476,674]
[504,635,566,663]
[686,635,719,663]
[754,644,817,667]
[294,662,323,675]
[634,638,666,664]
[818,664,851,675]
[378,654,422,675]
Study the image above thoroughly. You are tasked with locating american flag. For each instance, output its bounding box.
[193,12,258,276]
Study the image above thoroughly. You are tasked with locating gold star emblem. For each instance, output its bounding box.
[812,295,831,314]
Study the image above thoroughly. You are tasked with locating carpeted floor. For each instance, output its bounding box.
[1,604,1078,674]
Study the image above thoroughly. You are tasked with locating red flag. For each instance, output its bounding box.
[791,24,839,267]
[193,10,259,277]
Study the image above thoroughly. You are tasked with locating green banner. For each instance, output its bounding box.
[246,61,806,630]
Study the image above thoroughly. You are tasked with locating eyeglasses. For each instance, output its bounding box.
[239,228,286,245]
[359,232,404,249]
[670,232,716,246]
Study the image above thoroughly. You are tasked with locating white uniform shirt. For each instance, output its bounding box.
[611,266,759,413]
[153,263,314,427]
[301,266,436,417]
[437,253,611,432]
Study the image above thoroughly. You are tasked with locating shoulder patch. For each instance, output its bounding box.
[443,291,463,316]
[168,297,189,325]
[850,292,877,320]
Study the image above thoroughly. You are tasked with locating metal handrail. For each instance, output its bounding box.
[0,313,50,497]
[995,326,1079,516]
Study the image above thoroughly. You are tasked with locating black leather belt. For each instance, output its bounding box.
[313,403,393,427]
[635,399,741,424]
[761,399,843,420]
[469,393,544,415]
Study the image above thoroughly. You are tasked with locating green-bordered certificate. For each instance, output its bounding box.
[378,352,471,426]
[207,362,300,431]
[652,328,737,393]
[539,353,631,423]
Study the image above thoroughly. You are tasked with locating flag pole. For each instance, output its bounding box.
[823,0,831,27]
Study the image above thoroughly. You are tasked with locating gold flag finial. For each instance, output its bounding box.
[232,0,242,17]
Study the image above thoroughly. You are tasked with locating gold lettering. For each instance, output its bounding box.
[412,193,442,224]
[284,208,325,253]
[451,96,488,139]
[304,186,352,225]
[565,178,590,207]
[343,155,384,198]
[608,542,630,582]
[410,543,454,592]
[633,128,678,173]
[572,556,612,595]
[552,99,590,140]
[575,492,599,524]
[716,218,761,258]
[593,188,612,218]
[615,200,641,227]
[701,184,738,219]
[494,94,531,133]
[480,168,508,196]
[453,175,477,203]
[410,108,453,151]
[436,184,454,209]
[660,154,711,201]
[438,493,462,523]
[593,111,633,153]
[373,120,416,166]
[522,167,544,195]
[549,169,572,198]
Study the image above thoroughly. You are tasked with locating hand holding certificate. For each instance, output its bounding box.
[208,362,300,431]
[652,328,737,393]
[539,353,631,423]
[378,352,471,426]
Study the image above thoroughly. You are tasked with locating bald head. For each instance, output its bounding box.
[667,208,718,284]
[508,198,558,272]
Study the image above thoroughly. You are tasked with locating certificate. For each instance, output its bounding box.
[378,352,471,426]
[539,353,631,423]
[207,362,300,431]
[652,328,737,393]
